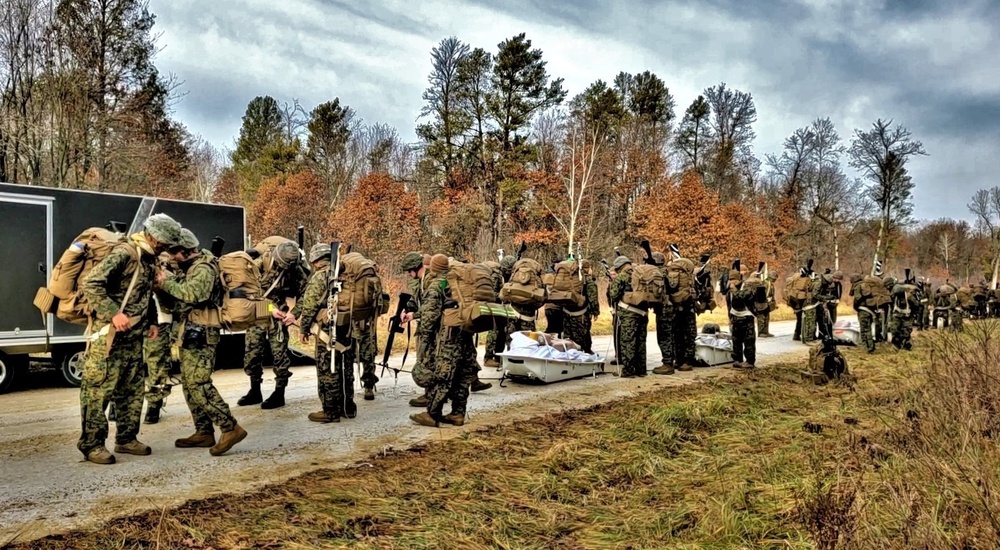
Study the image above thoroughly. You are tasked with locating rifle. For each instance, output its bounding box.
[640,240,656,266]
[296,225,305,250]
[210,236,225,258]
[379,292,414,379]
[325,241,343,380]
[613,246,622,258]
[599,259,612,279]
[516,241,527,261]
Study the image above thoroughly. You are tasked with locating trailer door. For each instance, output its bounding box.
[0,193,53,339]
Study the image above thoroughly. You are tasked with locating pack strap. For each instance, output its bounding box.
[263,272,283,299]
[617,302,648,316]
[563,307,588,317]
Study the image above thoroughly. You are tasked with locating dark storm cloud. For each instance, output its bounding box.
[150,0,999,221]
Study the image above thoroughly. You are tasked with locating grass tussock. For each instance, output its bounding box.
[12,321,1000,549]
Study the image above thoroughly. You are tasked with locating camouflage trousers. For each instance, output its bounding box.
[563,309,594,354]
[874,307,888,342]
[427,328,477,418]
[244,318,292,387]
[801,306,817,344]
[78,328,145,456]
[949,309,964,332]
[671,306,697,367]
[483,319,507,362]
[889,314,913,350]
[730,315,756,365]
[793,310,802,341]
[653,306,675,367]
[617,309,648,376]
[932,308,950,330]
[144,322,174,409]
[857,308,876,353]
[179,327,237,434]
[314,324,357,418]
[353,317,378,390]
[756,310,771,336]
[505,315,537,348]
[827,302,838,324]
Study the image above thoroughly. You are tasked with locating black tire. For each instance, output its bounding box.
[0,351,25,394]
[60,348,86,387]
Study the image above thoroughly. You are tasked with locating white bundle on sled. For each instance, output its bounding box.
[832,319,862,346]
[695,331,733,366]
[500,331,604,384]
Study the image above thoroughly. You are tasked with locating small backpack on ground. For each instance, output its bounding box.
[37,228,139,325]
[622,264,666,309]
[547,260,585,309]
[216,251,271,331]
[336,252,382,324]
[666,258,695,305]
[858,276,890,308]
[443,262,511,333]
[500,258,547,307]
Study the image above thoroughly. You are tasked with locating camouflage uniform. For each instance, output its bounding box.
[245,260,309,388]
[142,320,174,418]
[813,275,837,340]
[563,274,599,354]
[801,277,820,344]
[851,280,876,353]
[77,243,156,458]
[888,285,917,351]
[354,316,378,391]
[418,272,473,419]
[948,294,964,332]
[297,259,357,419]
[724,275,758,366]
[507,304,538,340]
[159,251,239,435]
[610,266,648,376]
[672,305,697,368]
[482,264,506,366]
[755,276,776,337]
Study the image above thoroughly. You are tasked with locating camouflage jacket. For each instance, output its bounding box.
[584,276,600,317]
[724,279,757,313]
[159,251,222,319]
[296,260,332,330]
[417,272,447,342]
[81,243,155,332]
[812,277,836,304]
[259,258,309,311]
[609,266,634,305]
[405,273,423,318]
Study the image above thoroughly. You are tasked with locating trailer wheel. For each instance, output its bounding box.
[0,352,25,394]
[60,349,86,387]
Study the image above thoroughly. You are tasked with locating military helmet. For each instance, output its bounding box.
[143,213,182,246]
[651,251,666,266]
[308,243,331,264]
[613,256,631,270]
[399,251,423,272]
[177,228,199,250]
[500,256,516,272]
[272,241,300,269]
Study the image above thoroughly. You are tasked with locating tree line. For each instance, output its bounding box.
[4,1,1000,287]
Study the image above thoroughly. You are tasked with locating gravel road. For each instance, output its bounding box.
[0,317,831,543]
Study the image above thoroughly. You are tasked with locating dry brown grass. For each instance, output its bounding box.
[16,322,999,549]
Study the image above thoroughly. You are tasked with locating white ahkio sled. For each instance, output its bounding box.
[498,331,605,385]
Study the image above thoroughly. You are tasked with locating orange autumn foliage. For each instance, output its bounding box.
[250,170,328,246]
[327,172,423,272]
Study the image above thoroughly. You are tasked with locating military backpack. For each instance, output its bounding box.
[666,258,696,305]
[336,252,383,324]
[547,260,586,308]
[500,258,547,308]
[442,262,511,333]
[622,264,667,309]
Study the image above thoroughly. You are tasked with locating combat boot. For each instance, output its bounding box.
[483,358,501,369]
[677,363,694,372]
[442,412,465,426]
[471,379,493,392]
[144,403,161,425]
[410,412,441,427]
[345,400,357,419]
[409,395,429,407]
[86,446,115,465]
[652,364,675,375]
[237,381,262,406]
[175,432,216,448]
[260,387,285,409]
[210,425,248,456]
[114,440,152,456]
[363,386,375,401]
[308,411,340,423]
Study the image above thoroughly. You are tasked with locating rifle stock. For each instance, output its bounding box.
[380,292,413,378]
[640,240,655,265]
[210,236,225,258]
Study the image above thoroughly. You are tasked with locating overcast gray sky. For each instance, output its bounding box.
[149,0,999,223]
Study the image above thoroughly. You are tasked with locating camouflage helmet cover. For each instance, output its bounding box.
[143,213,182,246]
[272,241,300,269]
[308,243,332,264]
[177,227,199,250]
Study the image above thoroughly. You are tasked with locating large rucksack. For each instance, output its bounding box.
[37,228,139,325]
[442,262,509,332]
[622,264,666,309]
[956,286,974,309]
[785,274,812,308]
[500,258,547,307]
[857,275,891,308]
[214,251,270,331]
[666,258,695,305]
[336,252,382,324]
[252,236,297,274]
[547,260,585,308]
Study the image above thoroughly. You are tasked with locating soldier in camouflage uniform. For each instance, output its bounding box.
[948,292,964,332]
[826,269,843,324]
[561,259,600,355]
[668,245,697,371]
[850,274,876,353]
[649,252,675,375]
[77,213,181,465]
[143,253,179,425]
[399,252,437,408]
[723,261,758,368]
[888,278,918,351]
[411,255,477,427]
[481,259,506,370]
[158,228,247,455]
[609,256,648,377]
[297,243,355,422]
[801,271,821,344]
[239,241,309,409]
[755,271,777,338]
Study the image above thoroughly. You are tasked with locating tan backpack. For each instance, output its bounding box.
[500,258,547,307]
[216,251,270,331]
[442,262,509,332]
[666,258,696,305]
[547,260,585,308]
[622,264,666,309]
[38,228,139,325]
[858,275,890,308]
[335,252,382,324]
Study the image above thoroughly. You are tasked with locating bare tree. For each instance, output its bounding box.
[968,187,1000,287]
[186,134,221,202]
[542,118,601,257]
